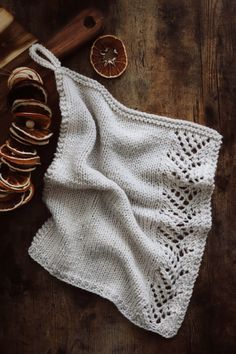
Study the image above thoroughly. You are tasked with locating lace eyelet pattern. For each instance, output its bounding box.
[28,44,222,338]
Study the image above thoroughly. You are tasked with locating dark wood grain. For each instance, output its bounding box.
[46,7,104,58]
[0,6,104,145]
[0,1,235,354]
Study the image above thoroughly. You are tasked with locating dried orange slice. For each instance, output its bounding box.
[13,112,51,129]
[90,35,128,78]
[0,182,34,212]
[6,138,37,157]
[0,178,30,192]
[9,132,31,146]
[12,99,52,117]
[0,144,40,172]
[8,67,43,89]
[21,183,35,206]
[0,191,25,212]
[10,122,53,146]
[0,190,16,202]
[8,80,48,105]
[0,144,40,165]
[0,164,31,191]
[1,158,37,172]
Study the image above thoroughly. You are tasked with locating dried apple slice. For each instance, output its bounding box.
[6,138,37,157]
[8,80,48,106]
[8,67,43,89]
[90,35,128,78]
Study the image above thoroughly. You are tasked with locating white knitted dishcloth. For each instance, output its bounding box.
[28,44,222,338]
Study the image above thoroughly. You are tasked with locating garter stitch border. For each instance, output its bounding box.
[45,65,222,180]
[28,44,222,338]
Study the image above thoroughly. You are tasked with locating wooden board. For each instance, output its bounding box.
[0,6,104,143]
[0,1,235,354]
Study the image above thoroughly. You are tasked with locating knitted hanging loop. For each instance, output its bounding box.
[29,44,61,71]
[28,44,222,338]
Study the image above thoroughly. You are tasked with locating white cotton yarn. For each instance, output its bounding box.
[28,44,222,338]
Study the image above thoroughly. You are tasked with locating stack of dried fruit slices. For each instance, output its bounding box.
[0,67,53,212]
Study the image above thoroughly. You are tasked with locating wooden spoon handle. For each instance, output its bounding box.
[45,7,105,58]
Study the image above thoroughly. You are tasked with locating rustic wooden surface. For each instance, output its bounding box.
[0,1,235,353]
[0,6,104,145]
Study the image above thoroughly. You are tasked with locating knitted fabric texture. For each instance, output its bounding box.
[28,44,222,338]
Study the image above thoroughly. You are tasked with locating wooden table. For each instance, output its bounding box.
[0,1,235,353]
